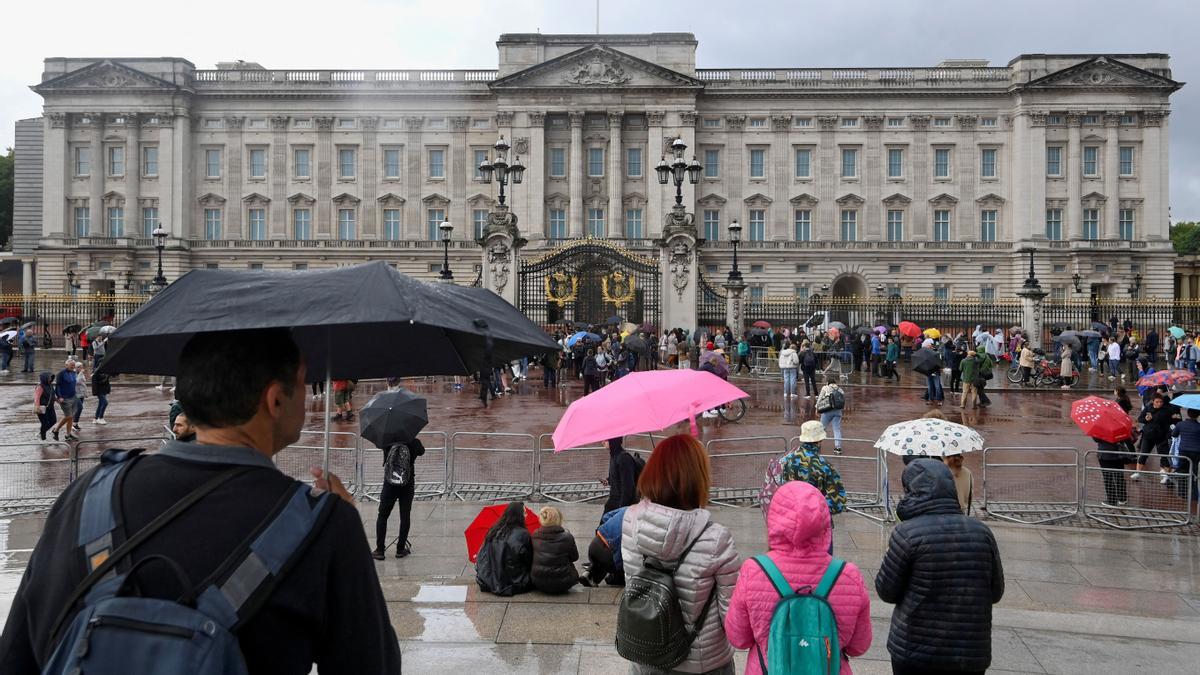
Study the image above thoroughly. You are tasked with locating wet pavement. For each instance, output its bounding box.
[3,352,1200,672]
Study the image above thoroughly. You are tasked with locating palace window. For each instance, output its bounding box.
[473,209,488,240]
[1119,209,1135,241]
[74,147,90,176]
[426,208,445,241]
[886,210,904,242]
[107,207,124,237]
[1082,208,1099,240]
[338,148,356,179]
[337,208,356,240]
[980,148,997,178]
[794,118,812,128]
[841,118,858,128]
[625,208,644,239]
[74,207,90,237]
[981,286,996,302]
[1046,146,1062,176]
[934,286,949,301]
[204,208,222,240]
[887,148,903,178]
[1119,146,1135,176]
[108,147,124,176]
[980,209,997,242]
[293,148,311,178]
[142,146,158,176]
[703,209,720,241]
[704,149,720,178]
[587,208,605,237]
[627,147,642,177]
[887,118,904,128]
[748,209,766,241]
[980,117,997,127]
[935,265,949,274]
[934,148,951,178]
[933,210,950,242]
[1082,146,1099,176]
[795,286,810,301]
[293,209,311,240]
[1046,208,1062,240]
[933,117,951,127]
[473,149,488,180]
[588,148,605,177]
[749,118,766,128]
[749,149,765,178]
[427,149,444,179]
[248,208,266,240]
[794,210,811,241]
[840,210,857,241]
[384,209,402,241]
[205,149,222,178]
[248,149,267,178]
[384,148,402,179]
[549,148,566,177]
[142,207,159,238]
[795,148,811,178]
[703,118,721,128]
[548,209,566,239]
[841,148,857,178]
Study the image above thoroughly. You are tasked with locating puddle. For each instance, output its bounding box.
[413,584,468,603]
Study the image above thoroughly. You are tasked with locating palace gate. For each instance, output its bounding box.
[519,239,661,330]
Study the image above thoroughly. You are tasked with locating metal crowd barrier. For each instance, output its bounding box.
[276,430,360,493]
[536,434,610,504]
[1081,450,1194,530]
[0,441,74,516]
[822,438,892,523]
[449,431,537,502]
[358,431,450,502]
[705,436,788,506]
[72,436,170,480]
[982,447,1080,525]
[748,347,778,377]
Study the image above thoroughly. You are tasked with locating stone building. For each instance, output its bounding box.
[11,32,1182,329]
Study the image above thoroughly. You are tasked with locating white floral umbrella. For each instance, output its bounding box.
[874,418,985,458]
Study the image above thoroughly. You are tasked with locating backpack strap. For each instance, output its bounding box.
[750,555,793,598]
[194,482,335,631]
[814,558,845,599]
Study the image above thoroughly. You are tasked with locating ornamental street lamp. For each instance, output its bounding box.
[477,136,526,207]
[655,137,702,207]
[1129,272,1143,298]
[1021,247,1041,290]
[1072,272,1083,293]
[151,227,168,290]
[438,219,454,281]
[727,218,743,282]
[66,270,81,290]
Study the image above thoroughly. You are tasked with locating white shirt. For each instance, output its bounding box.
[1107,342,1122,360]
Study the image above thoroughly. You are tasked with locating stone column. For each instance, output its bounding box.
[1104,112,1121,239]
[43,113,68,238]
[525,112,546,241]
[1181,274,1192,300]
[863,115,884,240]
[1018,283,1050,350]
[1026,113,1048,242]
[1148,111,1170,240]
[771,114,792,240]
[724,278,746,337]
[607,111,623,238]
[158,116,177,237]
[315,116,335,238]
[1066,112,1083,239]
[646,111,665,238]
[269,116,289,238]
[88,114,105,235]
[404,116,423,240]
[225,116,244,239]
[125,115,141,238]
[661,205,700,332]
[725,115,747,232]
[171,114,191,238]
[908,115,930,238]
[449,116,469,239]
[22,260,34,295]
[568,112,585,237]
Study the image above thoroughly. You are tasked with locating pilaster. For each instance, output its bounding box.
[863,115,884,240]
[225,116,244,239]
[660,224,698,332]
[955,114,977,242]
[315,116,334,238]
[1066,112,1082,240]
[43,114,68,238]
[361,117,380,239]
[908,115,930,239]
[815,115,837,240]
[269,116,289,238]
[449,116,470,239]
[87,114,105,236]
[404,116,423,240]
[726,114,747,232]
[646,111,665,238]
[568,111,584,237]
[1103,112,1120,239]
[525,111,546,241]
[607,111,623,238]
[125,114,141,238]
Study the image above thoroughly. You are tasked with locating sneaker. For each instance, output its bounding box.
[95,419,107,425]
[371,549,385,561]
[834,447,843,455]
[73,424,82,432]
[803,395,812,399]
[577,575,595,588]
[395,547,410,559]
[1117,500,1127,506]
[52,430,60,442]
[65,434,79,442]
[1102,501,1118,508]
[1130,472,1142,480]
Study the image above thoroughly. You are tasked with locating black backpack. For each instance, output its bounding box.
[384,443,413,487]
[616,522,714,669]
[802,350,816,368]
[829,387,845,410]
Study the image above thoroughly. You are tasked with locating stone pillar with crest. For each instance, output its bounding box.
[480,206,525,306]
[657,203,700,333]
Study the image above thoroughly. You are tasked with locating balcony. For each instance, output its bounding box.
[191,69,497,91]
[696,67,1011,90]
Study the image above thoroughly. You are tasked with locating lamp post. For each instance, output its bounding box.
[66,270,81,290]
[727,218,743,282]
[1129,272,1143,298]
[477,136,525,207]
[438,219,454,281]
[655,137,702,208]
[151,227,168,291]
[1022,247,1041,290]
[1072,273,1083,294]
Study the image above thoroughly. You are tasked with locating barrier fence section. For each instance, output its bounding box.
[0,441,74,516]
[449,432,537,502]
[789,436,891,523]
[983,447,1080,525]
[1081,450,1195,530]
[537,434,610,504]
[276,431,360,493]
[358,431,449,502]
[705,436,789,506]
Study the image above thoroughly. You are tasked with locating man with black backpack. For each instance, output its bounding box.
[0,328,402,674]
[373,437,425,560]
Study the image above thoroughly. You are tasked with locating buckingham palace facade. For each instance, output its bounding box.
[10,32,1182,324]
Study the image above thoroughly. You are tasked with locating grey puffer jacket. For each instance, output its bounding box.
[621,500,739,673]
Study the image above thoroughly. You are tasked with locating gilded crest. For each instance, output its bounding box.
[601,271,637,308]
[544,271,578,307]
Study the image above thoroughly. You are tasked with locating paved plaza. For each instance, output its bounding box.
[2,352,1199,672]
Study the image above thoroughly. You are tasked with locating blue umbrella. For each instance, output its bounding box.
[567,331,602,347]
[1168,394,1200,411]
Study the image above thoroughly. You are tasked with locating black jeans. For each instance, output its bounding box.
[585,535,621,585]
[1098,456,1128,504]
[949,368,962,391]
[543,366,557,388]
[1137,435,1168,467]
[38,407,57,439]
[376,480,416,552]
[801,368,818,396]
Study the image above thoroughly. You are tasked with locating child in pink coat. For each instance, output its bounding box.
[724,481,872,674]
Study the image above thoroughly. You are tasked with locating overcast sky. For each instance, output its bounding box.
[2,0,1196,218]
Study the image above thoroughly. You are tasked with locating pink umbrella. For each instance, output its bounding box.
[551,370,749,452]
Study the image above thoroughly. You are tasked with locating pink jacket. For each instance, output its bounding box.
[724,481,872,674]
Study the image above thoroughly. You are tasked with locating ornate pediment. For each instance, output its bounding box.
[743,193,773,207]
[1024,56,1181,91]
[242,192,270,205]
[789,193,818,207]
[376,192,405,206]
[466,193,495,207]
[1082,192,1107,208]
[422,192,450,207]
[698,193,727,207]
[490,44,704,91]
[882,193,912,206]
[976,193,1006,206]
[101,191,124,204]
[33,60,186,94]
[197,193,226,206]
[287,192,316,206]
[332,193,361,206]
[835,193,865,207]
[929,193,959,206]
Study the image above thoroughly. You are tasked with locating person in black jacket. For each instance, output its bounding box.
[475,501,533,597]
[1133,394,1178,480]
[373,437,425,560]
[875,459,1004,675]
[602,436,641,514]
[1094,436,1129,506]
[530,506,579,594]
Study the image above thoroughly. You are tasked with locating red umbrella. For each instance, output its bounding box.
[1070,396,1133,443]
[752,320,772,329]
[898,321,922,339]
[464,504,541,563]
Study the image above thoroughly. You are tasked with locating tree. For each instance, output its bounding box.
[0,148,12,250]
[1171,221,1200,256]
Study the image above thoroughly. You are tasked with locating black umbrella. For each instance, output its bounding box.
[749,327,769,337]
[1091,321,1111,335]
[1,317,18,326]
[98,261,559,471]
[912,348,942,376]
[1053,333,1082,349]
[63,324,82,335]
[359,388,428,448]
[623,334,649,354]
[605,315,624,326]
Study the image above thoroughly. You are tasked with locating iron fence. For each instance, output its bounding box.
[449,432,537,502]
[1081,450,1194,530]
[0,441,74,516]
[787,436,892,523]
[696,274,727,330]
[982,447,1080,524]
[0,294,149,349]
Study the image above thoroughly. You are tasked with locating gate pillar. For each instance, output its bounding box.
[723,279,746,337]
[480,205,525,306]
[658,203,700,332]
[1016,247,1049,349]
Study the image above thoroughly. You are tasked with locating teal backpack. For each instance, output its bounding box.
[751,555,845,675]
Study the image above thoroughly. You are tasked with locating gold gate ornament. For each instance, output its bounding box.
[601,271,637,308]
[544,272,578,308]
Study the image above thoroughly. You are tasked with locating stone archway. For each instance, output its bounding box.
[830,274,867,299]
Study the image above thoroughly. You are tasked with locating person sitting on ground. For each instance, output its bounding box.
[620,434,739,675]
[474,501,534,597]
[725,481,873,674]
[530,506,579,594]
[579,506,627,587]
[876,459,1004,675]
[0,328,401,673]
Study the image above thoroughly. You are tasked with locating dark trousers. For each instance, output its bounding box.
[1098,456,1128,504]
[376,480,416,552]
[37,407,57,439]
[736,355,751,374]
[22,350,35,372]
[949,368,962,392]
[543,366,557,388]
[892,663,983,675]
[1178,450,1200,502]
[94,395,108,419]
[1137,435,1168,467]
[0,350,11,371]
[977,379,991,405]
[585,535,620,584]
[801,368,818,396]
[583,374,599,395]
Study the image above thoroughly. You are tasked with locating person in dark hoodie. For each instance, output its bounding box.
[875,459,1004,675]
[602,436,642,514]
[33,372,56,441]
[530,506,579,594]
[475,501,533,597]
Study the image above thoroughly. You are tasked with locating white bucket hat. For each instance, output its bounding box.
[797,420,827,444]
